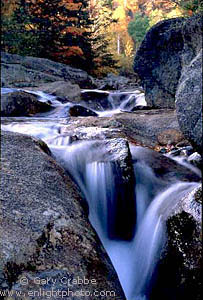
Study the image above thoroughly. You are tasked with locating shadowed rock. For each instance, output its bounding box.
[134,15,202,109]
[80,90,111,110]
[69,105,98,117]
[1,91,52,117]
[151,184,202,300]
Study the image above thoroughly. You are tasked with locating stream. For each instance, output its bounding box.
[1,88,201,300]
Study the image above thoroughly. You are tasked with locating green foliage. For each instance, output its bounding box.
[127,12,150,47]
[1,6,43,56]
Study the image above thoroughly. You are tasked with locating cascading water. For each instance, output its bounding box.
[97,90,146,117]
[2,87,146,118]
[1,87,201,300]
[129,181,198,300]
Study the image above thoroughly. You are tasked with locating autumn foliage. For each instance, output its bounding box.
[1,0,201,76]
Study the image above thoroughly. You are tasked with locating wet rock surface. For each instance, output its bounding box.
[69,105,98,117]
[61,126,125,141]
[1,36,202,299]
[50,137,136,241]
[1,91,52,117]
[62,109,184,148]
[80,90,111,110]
[0,130,125,299]
[188,152,203,170]
[97,138,136,240]
[151,184,202,300]
[130,146,200,184]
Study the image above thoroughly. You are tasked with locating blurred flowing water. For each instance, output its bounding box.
[1,87,146,118]
[1,88,201,300]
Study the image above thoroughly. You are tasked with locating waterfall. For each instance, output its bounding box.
[2,87,146,118]
[1,87,201,300]
[129,181,198,300]
[106,90,146,112]
[50,139,136,240]
[48,139,200,300]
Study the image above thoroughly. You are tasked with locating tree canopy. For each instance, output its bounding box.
[1,0,201,77]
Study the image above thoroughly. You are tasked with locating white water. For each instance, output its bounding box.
[97,90,146,117]
[2,87,146,118]
[129,181,198,299]
[165,154,202,178]
[1,87,201,300]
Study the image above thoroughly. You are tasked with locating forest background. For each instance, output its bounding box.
[1,0,202,77]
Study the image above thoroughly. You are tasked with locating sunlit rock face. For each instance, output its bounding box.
[134,14,202,109]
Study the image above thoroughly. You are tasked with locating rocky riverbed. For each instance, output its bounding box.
[0,13,202,300]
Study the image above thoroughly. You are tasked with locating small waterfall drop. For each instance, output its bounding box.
[106,90,146,113]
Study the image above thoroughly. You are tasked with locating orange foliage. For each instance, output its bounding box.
[53,46,84,63]
[62,27,85,36]
[55,46,84,57]
[66,17,79,22]
[64,3,82,10]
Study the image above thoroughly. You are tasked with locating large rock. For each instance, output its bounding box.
[86,138,136,240]
[1,52,94,88]
[176,50,202,153]
[151,184,202,300]
[1,91,52,117]
[69,105,98,117]
[134,15,202,108]
[26,81,81,102]
[80,90,111,110]
[94,73,140,91]
[0,131,124,299]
